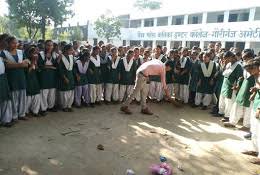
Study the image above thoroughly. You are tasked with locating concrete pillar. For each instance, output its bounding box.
[199,41,205,50]
[221,41,226,49]
[249,7,256,21]
[245,42,251,49]
[152,40,156,48]
[141,19,144,27]
[184,15,189,25]
[154,18,157,27]
[168,16,172,26]
[140,40,144,46]
[182,41,186,47]
[224,10,229,23]
[166,40,171,50]
[202,12,207,24]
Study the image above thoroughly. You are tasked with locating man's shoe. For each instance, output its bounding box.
[120,106,132,114]
[141,108,153,115]
[223,122,235,128]
[244,132,252,139]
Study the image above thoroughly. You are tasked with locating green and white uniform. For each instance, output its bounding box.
[218,61,243,117]
[88,55,102,103]
[149,54,166,101]
[26,65,41,115]
[0,56,12,124]
[2,49,27,119]
[58,54,75,109]
[229,68,255,127]
[195,61,216,106]
[178,56,191,103]
[119,57,137,102]
[38,51,58,111]
[105,56,121,102]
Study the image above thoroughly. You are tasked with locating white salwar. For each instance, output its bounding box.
[195,93,212,106]
[179,84,189,104]
[40,88,56,111]
[89,84,103,103]
[218,91,237,117]
[250,109,260,157]
[229,102,252,127]
[11,90,27,119]
[119,85,134,102]
[149,81,163,101]
[105,84,119,102]
[0,100,12,124]
[59,90,74,109]
[173,83,180,99]
[26,94,41,115]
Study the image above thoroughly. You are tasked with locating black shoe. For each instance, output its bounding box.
[201,106,207,110]
[2,122,13,128]
[212,113,224,117]
[40,111,47,116]
[49,107,58,112]
[95,101,101,105]
[244,133,252,140]
[68,108,73,112]
[221,117,229,122]
[191,104,198,108]
[90,103,95,108]
[63,108,69,112]
[18,116,28,121]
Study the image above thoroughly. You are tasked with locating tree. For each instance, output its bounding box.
[94,15,121,43]
[134,0,162,10]
[7,0,74,40]
[0,16,20,36]
[70,26,83,41]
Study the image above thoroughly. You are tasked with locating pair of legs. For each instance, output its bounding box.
[149,81,163,101]
[41,88,56,112]
[224,102,251,129]
[105,84,119,102]
[89,84,102,104]
[174,84,189,103]
[195,93,212,109]
[121,73,150,114]
[26,94,41,115]
[74,85,90,106]
[119,85,134,102]
[0,100,13,126]
[59,90,74,112]
[11,90,26,120]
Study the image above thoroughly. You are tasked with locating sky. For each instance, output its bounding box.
[1,0,260,26]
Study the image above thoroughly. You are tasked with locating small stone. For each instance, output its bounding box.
[97,144,104,150]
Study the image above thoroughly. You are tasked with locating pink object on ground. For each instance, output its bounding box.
[149,163,173,175]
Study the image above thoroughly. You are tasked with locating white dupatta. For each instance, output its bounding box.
[3,49,23,63]
[223,61,239,77]
[109,56,120,69]
[90,55,101,67]
[76,60,89,74]
[61,54,74,71]
[180,56,188,68]
[122,57,134,72]
[201,61,214,77]
[0,57,5,75]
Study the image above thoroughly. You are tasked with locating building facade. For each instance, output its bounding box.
[55,6,260,52]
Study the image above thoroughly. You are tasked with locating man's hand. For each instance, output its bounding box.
[256,108,260,119]
[64,77,69,84]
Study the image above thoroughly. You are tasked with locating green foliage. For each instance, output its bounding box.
[57,31,70,41]
[70,27,83,41]
[0,16,20,36]
[6,0,74,39]
[94,15,121,42]
[134,0,162,10]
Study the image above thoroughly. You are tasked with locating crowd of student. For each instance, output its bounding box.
[1,33,260,163]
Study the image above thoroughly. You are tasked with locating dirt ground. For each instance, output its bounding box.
[0,102,259,175]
